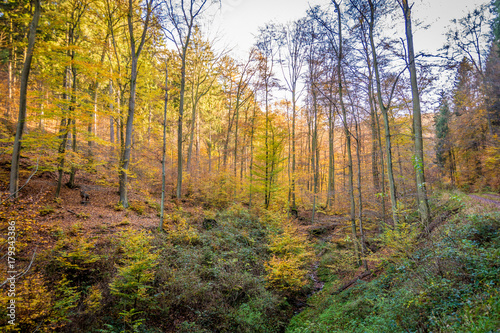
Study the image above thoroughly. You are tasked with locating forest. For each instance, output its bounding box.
[0,0,499,332]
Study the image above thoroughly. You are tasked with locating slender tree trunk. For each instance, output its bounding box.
[68,65,78,188]
[234,105,240,179]
[160,63,168,231]
[400,0,431,225]
[9,0,41,197]
[264,86,270,209]
[56,66,71,198]
[327,103,335,208]
[368,0,399,224]
[249,103,256,207]
[119,0,152,207]
[355,115,368,270]
[374,92,387,228]
[396,141,406,197]
[119,54,138,207]
[177,25,193,198]
[291,90,297,211]
[109,80,115,163]
[88,41,107,160]
[311,91,319,224]
[333,0,359,263]
[187,99,198,172]
[177,61,185,199]
[7,18,13,118]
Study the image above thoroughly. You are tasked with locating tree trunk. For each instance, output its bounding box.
[400,0,431,225]
[333,0,359,263]
[9,0,41,198]
[7,18,13,118]
[368,0,399,224]
[119,0,152,207]
[355,114,368,270]
[311,89,319,224]
[249,103,256,207]
[327,103,335,208]
[186,99,198,172]
[160,63,168,231]
[291,90,297,211]
[109,80,115,163]
[373,91,387,228]
[56,65,71,198]
[176,24,194,199]
[68,64,78,189]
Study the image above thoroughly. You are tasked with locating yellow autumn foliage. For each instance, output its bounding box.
[265,225,313,291]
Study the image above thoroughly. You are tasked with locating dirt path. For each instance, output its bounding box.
[468,194,500,209]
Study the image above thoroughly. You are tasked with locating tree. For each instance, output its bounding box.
[450,57,487,188]
[252,111,287,209]
[164,0,216,199]
[434,92,455,185]
[160,59,169,231]
[118,0,156,208]
[304,18,321,224]
[331,0,360,263]
[255,25,280,209]
[185,29,221,174]
[278,18,307,212]
[445,3,492,135]
[9,0,41,198]
[397,0,431,225]
[365,0,402,225]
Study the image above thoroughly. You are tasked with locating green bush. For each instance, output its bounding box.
[286,198,500,333]
[151,206,291,332]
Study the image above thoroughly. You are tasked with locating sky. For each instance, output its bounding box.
[209,0,491,61]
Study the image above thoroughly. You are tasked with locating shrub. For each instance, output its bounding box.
[39,205,54,216]
[129,200,147,215]
[265,225,313,292]
[109,228,159,318]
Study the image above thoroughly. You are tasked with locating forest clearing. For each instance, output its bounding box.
[0,0,499,332]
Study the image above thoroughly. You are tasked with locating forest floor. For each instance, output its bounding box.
[2,156,499,332]
[0,156,389,290]
[469,193,500,208]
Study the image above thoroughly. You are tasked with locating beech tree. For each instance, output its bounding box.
[331,0,360,263]
[9,0,41,198]
[164,0,217,199]
[118,0,157,208]
[397,0,431,225]
[278,18,307,212]
[255,25,280,209]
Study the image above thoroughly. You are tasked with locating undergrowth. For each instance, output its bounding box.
[0,202,312,332]
[286,191,500,333]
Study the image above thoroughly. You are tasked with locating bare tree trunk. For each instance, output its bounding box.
[399,0,431,225]
[332,0,359,263]
[68,65,78,189]
[7,18,13,118]
[249,103,256,207]
[311,90,319,224]
[368,0,399,224]
[9,0,41,197]
[119,0,153,208]
[291,91,297,211]
[355,113,368,270]
[56,66,71,198]
[160,63,168,231]
[186,99,198,172]
[109,79,115,163]
[327,103,335,208]
[88,41,107,161]
[373,92,387,228]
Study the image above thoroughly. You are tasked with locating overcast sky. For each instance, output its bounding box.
[209,0,491,61]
